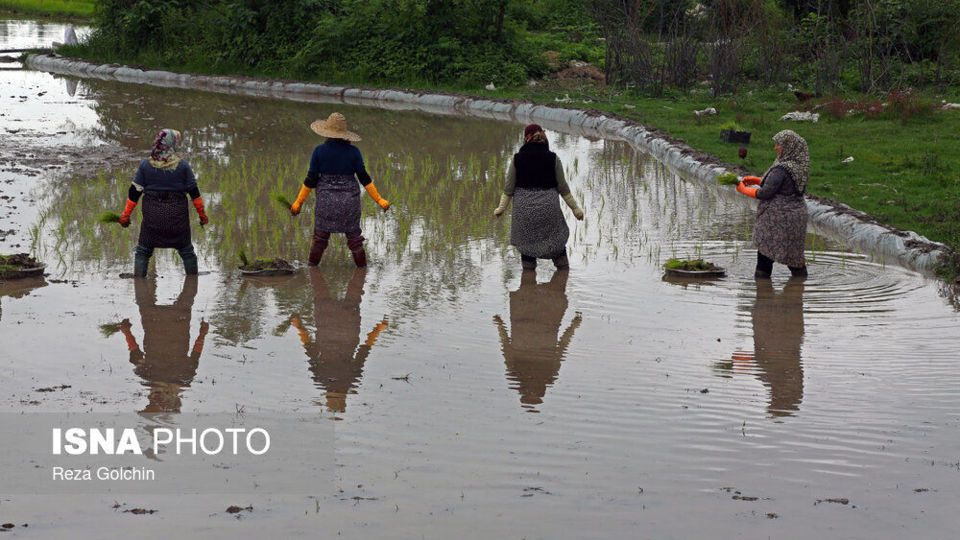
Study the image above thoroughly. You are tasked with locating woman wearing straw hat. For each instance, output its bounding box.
[287,112,390,267]
[116,129,208,277]
[494,124,584,271]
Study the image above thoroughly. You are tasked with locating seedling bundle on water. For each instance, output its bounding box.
[664,258,726,278]
[238,249,295,276]
[0,253,45,279]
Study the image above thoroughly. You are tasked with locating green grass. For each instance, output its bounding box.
[0,0,95,19]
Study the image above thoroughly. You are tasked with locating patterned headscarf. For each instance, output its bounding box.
[148,129,182,170]
[523,124,548,145]
[765,129,809,193]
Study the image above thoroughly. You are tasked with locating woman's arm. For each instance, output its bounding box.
[118,163,146,227]
[755,168,788,200]
[494,162,516,216]
[291,148,321,215]
[182,162,208,225]
[355,148,390,210]
[556,158,584,220]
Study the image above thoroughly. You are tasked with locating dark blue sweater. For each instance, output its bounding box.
[305,139,371,187]
[129,159,200,201]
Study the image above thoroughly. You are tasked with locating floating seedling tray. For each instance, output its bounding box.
[239,267,296,277]
[0,264,46,280]
[0,254,45,280]
[664,266,726,278]
[239,257,295,277]
[663,258,726,278]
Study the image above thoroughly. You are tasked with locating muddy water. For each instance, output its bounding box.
[3,19,960,538]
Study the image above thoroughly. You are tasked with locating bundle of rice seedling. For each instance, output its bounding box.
[238,248,250,267]
[98,211,121,223]
[271,192,293,210]
[715,172,741,186]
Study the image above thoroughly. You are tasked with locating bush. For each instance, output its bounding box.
[81,0,550,87]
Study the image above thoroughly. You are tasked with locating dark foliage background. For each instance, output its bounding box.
[80,0,960,93]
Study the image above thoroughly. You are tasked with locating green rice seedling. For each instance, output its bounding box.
[238,248,250,267]
[716,172,740,186]
[98,211,121,224]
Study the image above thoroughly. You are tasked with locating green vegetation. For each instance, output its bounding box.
[0,0,95,19]
[97,211,121,224]
[664,258,719,271]
[271,192,293,211]
[716,172,740,186]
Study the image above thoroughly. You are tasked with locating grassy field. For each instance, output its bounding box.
[50,40,960,276]
[0,0,94,19]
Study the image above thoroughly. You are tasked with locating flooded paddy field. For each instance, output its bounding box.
[2,19,960,538]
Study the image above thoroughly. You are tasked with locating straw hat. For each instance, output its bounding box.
[310,112,361,142]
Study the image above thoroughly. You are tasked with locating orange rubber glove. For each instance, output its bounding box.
[364,183,390,210]
[118,199,137,227]
[736,181,758,199]
[741,175,763,186]
[290,185,312,215]
[192,196,209,225]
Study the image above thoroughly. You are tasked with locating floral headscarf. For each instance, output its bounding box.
[764,129,809,193]
[148,128,182,170]
[523,124,548,145]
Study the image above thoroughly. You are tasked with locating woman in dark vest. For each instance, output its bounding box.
[736,129,809,278]
[287,112,390,267]
[117,129,209,277]
[494,124,584,270]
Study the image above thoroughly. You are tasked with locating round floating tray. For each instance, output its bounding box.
[0,264,46,280]
[663,266,726,278]
[239,267,295,277]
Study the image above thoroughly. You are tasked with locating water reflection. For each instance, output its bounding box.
[289,268,387,413]
[0,277,47,323]
[494,270,581,411]
[104,277,207,413]
[724,279,805,417]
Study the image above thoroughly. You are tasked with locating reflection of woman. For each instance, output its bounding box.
[736,129,809,278]
[289,268,387,413]
[494,124,584,271]
[731,278,805,417]
[288,113,390,268]
[493,270,581,409]
[115,276,208,413]
[117,129,209,277]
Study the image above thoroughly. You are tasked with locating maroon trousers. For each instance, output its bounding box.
[309,230,366,267]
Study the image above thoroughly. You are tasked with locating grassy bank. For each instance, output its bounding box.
[0,0,94,19]
[50,43,960,277]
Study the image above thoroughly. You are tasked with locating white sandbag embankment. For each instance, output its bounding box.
[26,53,954,274]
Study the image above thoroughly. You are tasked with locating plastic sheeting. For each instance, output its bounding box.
[25,54,954,274]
